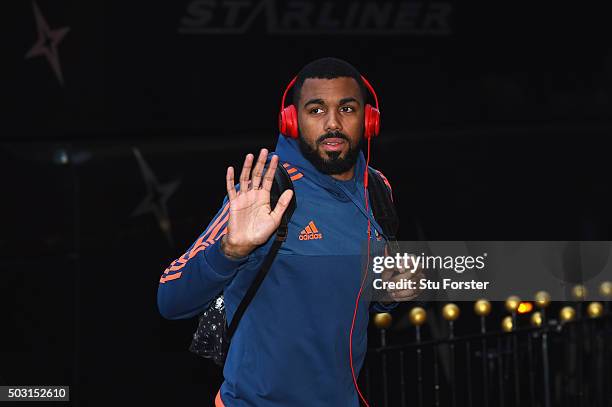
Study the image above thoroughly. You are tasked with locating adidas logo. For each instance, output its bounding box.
[299,221,323,240]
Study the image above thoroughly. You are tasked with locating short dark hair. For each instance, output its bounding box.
[292,57,367,106]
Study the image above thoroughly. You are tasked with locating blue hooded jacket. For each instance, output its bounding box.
[157,135,396,406]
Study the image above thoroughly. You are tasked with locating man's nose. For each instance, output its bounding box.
[324,110,342,133]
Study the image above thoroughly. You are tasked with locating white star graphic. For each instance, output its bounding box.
[25,1,70,85]
[131,148,181,247]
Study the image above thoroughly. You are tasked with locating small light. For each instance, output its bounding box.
[53,149,69,165]
[517,302,533,314]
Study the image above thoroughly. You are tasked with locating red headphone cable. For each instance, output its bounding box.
[349,136,373,407]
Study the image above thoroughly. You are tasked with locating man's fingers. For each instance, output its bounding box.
[239,153,254,193]
[381,269,394,280]
[383,271,423,301]
[388,281,420,300]
[251,149,268,190]
[261,154,279,192]
[226,166,237,200]
[390,290,419,301]
[270,189,293,222]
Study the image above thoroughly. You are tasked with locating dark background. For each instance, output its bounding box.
[1,0,611,405]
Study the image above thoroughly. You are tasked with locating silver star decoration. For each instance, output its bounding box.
[25,1,70,85]
[131,148,181,247]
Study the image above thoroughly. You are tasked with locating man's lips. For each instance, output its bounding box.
[319,138,346,152]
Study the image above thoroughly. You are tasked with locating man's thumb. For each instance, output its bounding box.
[270,190,293,220]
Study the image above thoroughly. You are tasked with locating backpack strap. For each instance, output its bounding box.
[367,168,399,242]
[226,163,296,338]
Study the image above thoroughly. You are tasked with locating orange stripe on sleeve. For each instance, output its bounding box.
[163,255,188,274]
[206,213,230,243]
[164,242,209,273]
[287,167,297,174]
[215,228,227,240]
[188,241,209,258]
[191,203,230,249]
[160,272,182,283]
[160,203,230,280]
[290,173,303,181]
[215,389,225,407]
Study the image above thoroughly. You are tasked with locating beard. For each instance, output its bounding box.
[298,131,363,176]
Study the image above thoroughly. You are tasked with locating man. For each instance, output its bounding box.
[157,57,419,406]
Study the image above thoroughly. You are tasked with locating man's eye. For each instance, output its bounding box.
[340,106,355,113]
[310,107,324,114]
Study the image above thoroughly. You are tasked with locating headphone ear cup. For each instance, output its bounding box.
[364,104,381,139]
[279,105,299,138]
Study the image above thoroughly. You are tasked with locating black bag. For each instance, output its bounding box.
[366,168,399,243]
[189,164,296,365]
[189,167,398,366]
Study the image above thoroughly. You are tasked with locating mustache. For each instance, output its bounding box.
[317,132,350,144]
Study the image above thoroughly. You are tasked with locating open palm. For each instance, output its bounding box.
[222,149,293,258]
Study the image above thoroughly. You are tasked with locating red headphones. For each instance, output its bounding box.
[278,74,381,139]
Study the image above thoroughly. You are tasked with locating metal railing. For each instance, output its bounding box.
[363,283,612,407]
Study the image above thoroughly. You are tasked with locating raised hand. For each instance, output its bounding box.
[221,149,294,259]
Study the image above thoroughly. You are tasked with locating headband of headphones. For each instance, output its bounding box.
[278,74,381,139]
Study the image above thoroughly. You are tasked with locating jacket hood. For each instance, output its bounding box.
[274,134,384,235]
[274,134,367,198]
